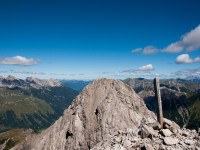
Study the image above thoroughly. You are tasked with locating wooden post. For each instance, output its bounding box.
[153,77,163,129]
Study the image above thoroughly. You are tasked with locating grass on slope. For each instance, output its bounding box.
[17,86,79,115]
[186,93,200,130]
[0,88,56,132]
[0,88,54,117]
[0,128,33,150]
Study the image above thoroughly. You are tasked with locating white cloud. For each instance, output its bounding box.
[142,46,159,55]
[162,25,200,53]
[162,42,184,53]
[132,25,200,54]
[122,64,154,73]
[0,56,41,66]
[176,54,200,64]
[139,64,154,71]
[182,25,200,52]
[131,48,142,53]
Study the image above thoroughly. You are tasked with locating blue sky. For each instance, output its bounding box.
[0,0,200,80]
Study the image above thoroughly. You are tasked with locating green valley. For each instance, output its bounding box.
[0,86,79,133]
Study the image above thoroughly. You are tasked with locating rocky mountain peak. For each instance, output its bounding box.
[6,75,18,81]
[0,75,62,88]
[48,78,62,87]
[0,75,4,80]
[22,78,156,150]
[25,76,39,82]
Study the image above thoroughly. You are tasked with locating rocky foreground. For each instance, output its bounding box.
[92,118,200,150]
[10,78,200,150]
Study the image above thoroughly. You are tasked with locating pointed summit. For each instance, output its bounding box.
[48,78,62,87]
[24,78,155,150]
[0,75,4,80]
[6,75,18,80]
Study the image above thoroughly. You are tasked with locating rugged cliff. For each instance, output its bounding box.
[10,78,200,150]
[21,78,155,150]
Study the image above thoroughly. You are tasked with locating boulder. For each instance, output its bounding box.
[141,125,157,139]
[131,137,139,142]
[163,118,173,126]
[160,129,172,137]
[105,146,111,150]
[184,139,195,145]
[141,144,154,150]
[123,139,132,148]
[114,144,120,149]
[150,122,161,130]
[182,130,190,137]
[115,137,121,143]
[164,137,179,145]
[163,118,180,130]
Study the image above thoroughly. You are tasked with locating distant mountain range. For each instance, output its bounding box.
[123,77,200,93]
[0,75,79,133]
[0,75,62,89]
[60,79,92,92]
[60,77,200,94]
[124,78,200,130]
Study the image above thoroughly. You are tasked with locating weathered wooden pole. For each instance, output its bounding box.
[153,77,163,129]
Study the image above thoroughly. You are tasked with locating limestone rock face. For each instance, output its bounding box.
[23,78,155,150]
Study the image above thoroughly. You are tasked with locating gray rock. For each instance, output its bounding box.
[163,118,173,126]
[150,122,161,130]
[144,144,154,150]
[184,139,195,145]
[163,118,180,130]
[115,137,121,143]
[182,130,190,137]
[141,125,157,139]
[105,146,111,150]
[179,141,186,147]
[164,137,179,145]
[123,139,132,148]
[164,123,170,129]
[131,137,139,142]
[196,147,200,150]
[160,129,172,137]
[114,144,120,149]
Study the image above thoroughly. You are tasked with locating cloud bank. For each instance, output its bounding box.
[170,68,200,78]
[132,25,200,54]
[0,56,41,66]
